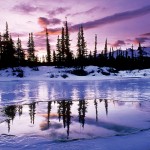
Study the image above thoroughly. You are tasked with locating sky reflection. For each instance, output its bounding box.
[0,99,150,140]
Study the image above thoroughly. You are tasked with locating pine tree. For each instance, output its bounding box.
[89,50,92,61]
[56,35,61,63]
[27,33,35,62]
[77,27,82,59]
[65,19,72,64]
[76,25,87,69]
[109,48,112,59]
[61,27,65,62]
[16,36,25,64]
[138,42,143,60]
[126,49,128,59]
[111,47,114,58]
[104,38,108,58]
[131,44,134,59]
[93,34,97,59]
[80,25,87,59]
[3,22,9,41]
[53,50,56,63]
[1,23,16,66]
[0,33,2,62]
[46,28,51,64]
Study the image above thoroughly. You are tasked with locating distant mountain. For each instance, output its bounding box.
[106,47,150,58]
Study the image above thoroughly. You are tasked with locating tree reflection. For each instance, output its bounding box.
[57,100,72,138]
[18,105,23,117]
[29,102,36,124]
[1,99,140,138]
[47,101,52,128]
[3,105,17,132]
[94,99,98,122]
[104,99,108,116]
[78,100,88,128]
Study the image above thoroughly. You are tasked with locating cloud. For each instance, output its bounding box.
[38,17,50,28]
[68,6,107,17]
[13,4,40,14]
[11,32,27,38]
[69,6,101,17]
[48,7,69,17]
[140,33,150,37]
[70,5,150,31]
[35,28,61,36]
[133,37,150,44]
[112,40,126,47]
[49,18,61,25]
[38,17,62,28]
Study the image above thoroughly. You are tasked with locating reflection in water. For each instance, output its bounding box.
[1,99,150,140]
[78,100,88,128]
[29,102,36,124]
[0,79,150,104]
[57,101,72,138]
[94,99,98,122]
[0,79,150,140]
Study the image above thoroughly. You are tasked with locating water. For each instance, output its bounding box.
[0,79,150,147]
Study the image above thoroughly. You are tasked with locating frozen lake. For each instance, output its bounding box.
[0,78,150,150]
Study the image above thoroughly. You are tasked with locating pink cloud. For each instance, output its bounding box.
[38,17,61,28]
[35,28,61,36]
[13,4,40,14]
[48,7,70,17]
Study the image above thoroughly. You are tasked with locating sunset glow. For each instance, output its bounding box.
[0,0,150,57]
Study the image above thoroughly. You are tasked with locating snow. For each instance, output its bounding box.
[0,66,150,150]
[0,66,150,81]
[0,128,150,150]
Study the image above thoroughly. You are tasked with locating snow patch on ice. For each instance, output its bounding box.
[0,66,150,81]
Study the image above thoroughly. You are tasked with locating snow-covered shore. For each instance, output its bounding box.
[0,66,150,81]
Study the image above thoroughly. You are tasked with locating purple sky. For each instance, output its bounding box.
[0,0,150,56]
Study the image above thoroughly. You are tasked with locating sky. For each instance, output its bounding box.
[0,0,150,57]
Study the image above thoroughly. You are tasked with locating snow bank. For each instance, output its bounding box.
[0,66,150,81]
[0,130,150,150]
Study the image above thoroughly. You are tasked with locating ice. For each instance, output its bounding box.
[0,69,150,150]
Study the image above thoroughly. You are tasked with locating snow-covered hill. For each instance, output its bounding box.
[110,47,150,58]
[0,66,150,81]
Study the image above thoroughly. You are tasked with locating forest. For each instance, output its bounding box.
[0,21,150,70]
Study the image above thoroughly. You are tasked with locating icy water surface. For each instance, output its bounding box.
[0,78,150,149]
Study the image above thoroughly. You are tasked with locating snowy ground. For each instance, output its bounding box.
[0,66,150,81]
[0,67,150,150]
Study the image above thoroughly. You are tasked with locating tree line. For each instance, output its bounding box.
[0,22,149,70]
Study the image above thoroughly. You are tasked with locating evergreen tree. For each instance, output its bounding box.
[56,35,61,63]
[46,28,51,64]
[111,47,114,58]
[138,42,143,59]
[16,36,25,64]
[109,48,112,59]
[64,19,72,64]
[93,34,97,59]
[1,23,16,66]
[89,50,92,61]
[131,44,134,59]
[0,33,2,62]
[77,26,87,62]
[53,50,56,63]
[104,38,108,58]
[3,22,9,41]
[61,27,65,62]
[80,25,87,59]
[27,33,35,62]
[77,27,82,59]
